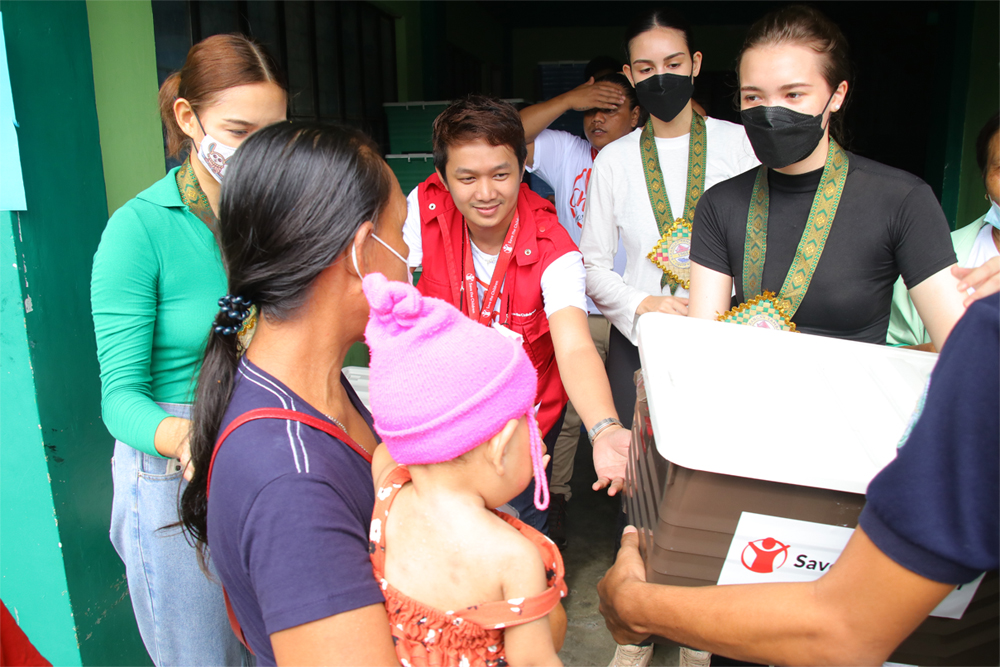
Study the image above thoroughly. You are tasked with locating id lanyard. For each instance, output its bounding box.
[462,212,520,325]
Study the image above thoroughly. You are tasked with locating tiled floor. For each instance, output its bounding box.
[557,432,681,666]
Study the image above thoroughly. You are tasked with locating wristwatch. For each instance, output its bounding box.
[588,417,624,444]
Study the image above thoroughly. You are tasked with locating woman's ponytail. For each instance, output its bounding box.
[181,323,241,565]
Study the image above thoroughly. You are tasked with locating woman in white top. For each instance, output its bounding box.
[579,9,758,667]
[580,7,759,434]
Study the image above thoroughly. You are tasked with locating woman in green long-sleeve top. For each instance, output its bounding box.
[90,34,286,667]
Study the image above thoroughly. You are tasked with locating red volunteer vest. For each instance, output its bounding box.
[416,174,578,436]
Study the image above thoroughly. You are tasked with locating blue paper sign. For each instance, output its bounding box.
[1,13,27,211]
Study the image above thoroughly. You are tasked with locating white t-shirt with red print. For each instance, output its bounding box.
[527,129,626,314]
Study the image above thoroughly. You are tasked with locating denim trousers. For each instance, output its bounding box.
[109,403,249,667]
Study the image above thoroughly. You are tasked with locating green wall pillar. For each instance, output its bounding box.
[86,0,164,216]
[370,0,424,103]
[1,210,81,667]
[1,1,150,664]
[931,0,999,229]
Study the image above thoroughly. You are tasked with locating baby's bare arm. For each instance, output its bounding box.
[549,602,567,652]
[504,617,563,667]
[371,444,396,490]
[499,536,563,666]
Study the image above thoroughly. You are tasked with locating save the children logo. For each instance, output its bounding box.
[721,514,865,590]
[741,537,791,573]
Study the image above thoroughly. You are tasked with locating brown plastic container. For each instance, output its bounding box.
[625,371,998,666]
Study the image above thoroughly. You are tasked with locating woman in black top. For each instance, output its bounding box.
[689,5,966,349]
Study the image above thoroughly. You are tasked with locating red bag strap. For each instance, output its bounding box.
[222,588,250,654]
[206,407,374,654]
[207,407,372,499]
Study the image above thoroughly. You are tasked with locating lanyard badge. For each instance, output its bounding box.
[462,212,520,325]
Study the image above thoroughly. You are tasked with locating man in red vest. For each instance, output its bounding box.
[402,95,631,535]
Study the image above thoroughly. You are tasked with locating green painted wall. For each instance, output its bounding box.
[1,1,150,664]
[87,0,164,216]
[954,0,999,229]
[1,210,81,667]
[369,0,423,102]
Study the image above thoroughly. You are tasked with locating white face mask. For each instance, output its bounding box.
[985,197,1000,230]
[193,112,237,183]
[352,232,408,278]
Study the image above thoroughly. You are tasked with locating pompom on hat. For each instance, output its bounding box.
[362,273,549,510]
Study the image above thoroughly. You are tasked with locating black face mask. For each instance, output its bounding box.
[634,72,694,123]
[740,94,835,169]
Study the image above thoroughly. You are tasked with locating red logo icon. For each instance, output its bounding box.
[569,167,592,224]
[741,537,790,573]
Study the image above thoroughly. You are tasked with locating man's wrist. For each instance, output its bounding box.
[588,417,624,443]
[614,578,649,636]
[553,89,578,114]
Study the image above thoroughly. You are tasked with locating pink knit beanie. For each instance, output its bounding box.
[362,273,549,510]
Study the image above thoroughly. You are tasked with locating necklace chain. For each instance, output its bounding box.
[323,414,348,433]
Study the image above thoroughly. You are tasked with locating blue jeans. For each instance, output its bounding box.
[110,403,248,666]
[508,406,565,535]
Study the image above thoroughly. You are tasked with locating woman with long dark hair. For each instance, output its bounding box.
[180,121,408,666]
[91,34,286,666]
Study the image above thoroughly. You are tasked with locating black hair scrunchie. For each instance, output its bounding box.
[213,295,253,335]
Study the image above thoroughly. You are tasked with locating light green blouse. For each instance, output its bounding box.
[91,167,226,456]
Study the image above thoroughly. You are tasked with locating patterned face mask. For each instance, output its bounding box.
[193,111,237,183]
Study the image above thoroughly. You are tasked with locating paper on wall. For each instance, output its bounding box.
[0,13,27,211]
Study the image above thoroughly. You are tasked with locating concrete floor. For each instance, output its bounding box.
[556,433,681,667]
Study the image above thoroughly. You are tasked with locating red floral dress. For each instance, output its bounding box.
[370,466,567,667]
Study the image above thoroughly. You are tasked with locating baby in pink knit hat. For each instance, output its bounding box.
[362,272,567,667]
